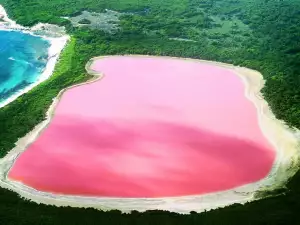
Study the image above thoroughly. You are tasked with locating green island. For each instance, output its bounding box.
[0,0,300,224]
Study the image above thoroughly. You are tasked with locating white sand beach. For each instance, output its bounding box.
[0,5,69,108]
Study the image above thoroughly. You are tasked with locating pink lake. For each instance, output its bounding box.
[8,56,275,197]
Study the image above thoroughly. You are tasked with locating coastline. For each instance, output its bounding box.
[0,5,70,108]
[0,55,298,214]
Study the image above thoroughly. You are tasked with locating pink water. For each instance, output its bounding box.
[8,56,275,197]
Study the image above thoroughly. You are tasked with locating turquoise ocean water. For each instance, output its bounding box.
[0,30,50,105]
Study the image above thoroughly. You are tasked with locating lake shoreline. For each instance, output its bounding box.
[0,55,298,214]
[0,5,69,108]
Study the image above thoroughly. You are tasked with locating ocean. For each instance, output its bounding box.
[0,30,50,105]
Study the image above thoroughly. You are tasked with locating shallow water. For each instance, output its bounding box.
[0,30,49,104]
[9,56,276,198]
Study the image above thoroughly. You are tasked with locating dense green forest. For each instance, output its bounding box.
[0,0,300,224]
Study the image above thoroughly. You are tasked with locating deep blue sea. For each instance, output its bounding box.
[0,30,50,105]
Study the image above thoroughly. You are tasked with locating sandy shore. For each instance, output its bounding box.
[0,5,69,108]
[0,55,299,214]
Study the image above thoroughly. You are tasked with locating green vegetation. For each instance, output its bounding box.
[0,0,300,224]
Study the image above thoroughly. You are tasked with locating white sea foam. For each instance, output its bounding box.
[9,57,32,66]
